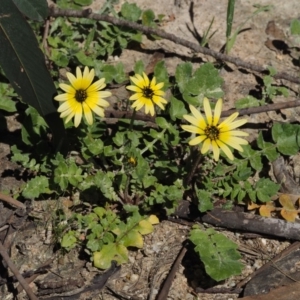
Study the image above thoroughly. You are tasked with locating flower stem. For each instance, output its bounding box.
[129,108,137,131]
[184,149,204,187]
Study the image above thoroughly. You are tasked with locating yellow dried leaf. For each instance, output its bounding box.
[280,209,298,222]
[148,215,159,225]
[247,202,260,210]
[138,220,153,235]
[259,203,275,217]
[279,194,295,210]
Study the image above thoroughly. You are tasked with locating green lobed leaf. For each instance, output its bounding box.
[235,96,260,109]
[121,2,142,22]
[61,231,77,250]
[13,0,48,21]
[22,176,50,199]
[142,9,156,27]
[133,60,145,75]
[93,244,128,269]
[257,132,279,162]
[255,178,280,202]
[0,97,16,112]
[169,96,187,120]
[0,0,65,148]
[189,226,243,281]
[272,123,300,155]
[175,63,193,93]
[196,189,213,212]
[154,61,169,89]
[239,144,263,171]
[193,63,224,99]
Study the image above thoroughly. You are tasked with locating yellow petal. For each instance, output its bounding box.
[217,140,234,160]
[211,140,220,161]
[201,139,211,154]
[203,98,213,125]
[189,135,206,145]
[83,102,93,125]
[213,98,222,125]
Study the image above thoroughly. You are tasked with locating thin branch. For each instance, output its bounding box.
[0,192,26,209]
[156,244,187,300]
[221,98,300,117]
[0,241,38,300]
[48,6,300,84]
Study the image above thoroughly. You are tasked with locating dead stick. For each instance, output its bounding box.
[175,201,300,241]
[0,241,38,300]
[48,7,300,85]
[156,244,187,300]
[0,192,26,209]
[221,98,300,118]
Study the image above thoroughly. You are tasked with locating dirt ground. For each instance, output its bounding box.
[1,0,300,299]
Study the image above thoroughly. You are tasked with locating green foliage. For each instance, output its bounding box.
[0,82,17,113]
[22,176,51,199]
[175,62,224,105]
[189,226,243,281]
[60,207,159,269]
[3,0,296,282]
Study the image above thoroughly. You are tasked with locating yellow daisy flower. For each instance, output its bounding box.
[126,72,167,116]
[181,98,248,161]
[54,66,111,127]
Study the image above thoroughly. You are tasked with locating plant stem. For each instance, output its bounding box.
[129,108,137,131]
[184,149,204,186]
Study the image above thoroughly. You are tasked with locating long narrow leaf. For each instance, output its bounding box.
[0,0,65,148]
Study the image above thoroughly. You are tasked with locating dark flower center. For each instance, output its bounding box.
[142,87,154,99]
[205,125,220,140]
[75,89,87,103]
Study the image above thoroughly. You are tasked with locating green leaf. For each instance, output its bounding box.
[257,132,279,162]
[169,96,187,120]
[121,2,142,22]
[136,157,150,182]
[240,144,262,171]
[83,136,104,155]
[154,61,169,89]
[101,65,115,83]
[196,189,213,212]
[291,19,300,35]
[13,0,48,21]
[194,63,224,99]
[0,0,65,147]
[190,227,243,281]
[75,50,95,66]
[22,176,50,199]
[235,96,260,109]
[142,9,156,27]
[255,178,280,202]
[121,230,143,248]
[272,123,300,155]
[61,231,77,250]
[93,244,128,269]
[155,117,169,129]
[175,63,193,93]
[114,63,127,83]
[0,97,16,112]
[133,60,145,75]
[74,0,93,6]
